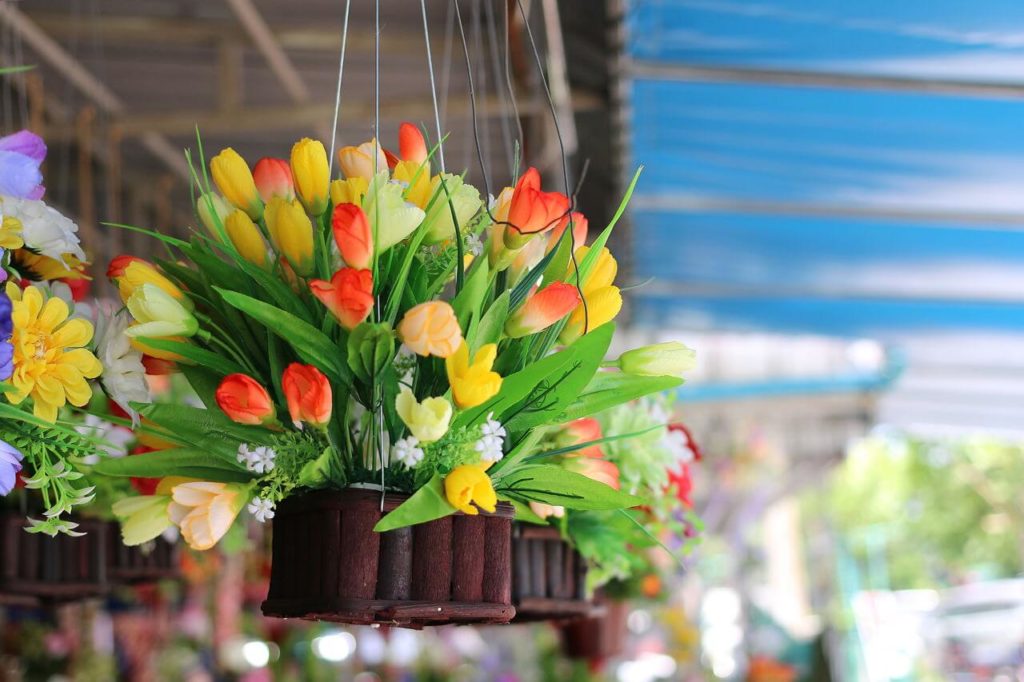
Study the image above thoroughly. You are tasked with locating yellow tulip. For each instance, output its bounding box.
[125,284,200,339]
[445,341,502,409]
[290,138,330,216]
[265,197,315,277]
[168,481,248,551]
[115,260,188,307]
[392,160,432,209]
[444,464,497,515]
[395,386,452,443]
[111,478,185,546]
[572,246,618,297]
[559,285,622,345]
[224,209,268,267]
[210,148,262,220]
[330,177,369,207]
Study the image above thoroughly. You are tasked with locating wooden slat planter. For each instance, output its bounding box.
[261,488,516,628]
[511,524,594,622]
[560,597,630,662]
[106,523,180,584]
[0,513,108,601]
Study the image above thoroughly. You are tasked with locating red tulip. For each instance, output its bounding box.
[309,268,374,330]
[252,157,294,203]
[399,122,428,165]
[503,167,570,250]
[215,374,276,425]
[504,282,580,338]
[282,363,332,428]
[107,254,148,279]
[331,203,373,270]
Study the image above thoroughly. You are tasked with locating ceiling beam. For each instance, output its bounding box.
[223,0,310,103]
[0,4,189,181]
[628,61,1024,102]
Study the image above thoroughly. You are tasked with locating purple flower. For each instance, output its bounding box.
[0,439,23,496]
[0,287,10,381]
[0,130,46,199]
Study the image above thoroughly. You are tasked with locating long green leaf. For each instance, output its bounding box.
[373,474,456,532]
[95,449,253,483]
[557,374,683,422]
[495,465,644,511]
[137,337,246,377]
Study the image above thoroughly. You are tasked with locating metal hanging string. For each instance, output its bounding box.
[502,2,525,174]
[420,0,446,172]
[484,0,516,179]
[327,0,352,177]
[374,0,387,507]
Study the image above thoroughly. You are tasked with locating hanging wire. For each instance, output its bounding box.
[483,0,516,179]
[502,3,526,173]
[439,0,455,131]
[374,0,386,507]
[471,0,492,176]
[327,0,352,177]
[420,0,446,172]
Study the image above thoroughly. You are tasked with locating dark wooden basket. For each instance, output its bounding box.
[106,523,180,584]
[511,524,594,622]
[560,597,630,661]
[0,513,108,601]
[261,488,516,628]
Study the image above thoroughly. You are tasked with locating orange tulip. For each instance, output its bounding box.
[397,301,463,358]
[546,211,588,254]
[309,268,374,330]
[281,363,332,428]
[568,456,620,490]
[252,157,295,203]
[215,374,276,425]
[502,167,570,250]
[398,122,428,165]
[504,282,580,338]
[331,203,373,270]
[564,418,605,459]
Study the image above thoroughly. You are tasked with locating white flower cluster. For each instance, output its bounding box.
[248,497,275,523]
[236,444,276,474]
[1,197,85,263]
[475,413,506,463]
[392,436,424,468]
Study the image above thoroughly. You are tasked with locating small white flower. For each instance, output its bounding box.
[662,428,695,464]
[392,436,424,468]
[247,497,275,523]
[236,444,276,474]
[481,413,507,440]
[93,303,150,425]
[464,232,483,257]
[475,435,505,463]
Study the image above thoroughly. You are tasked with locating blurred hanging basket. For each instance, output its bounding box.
[560,595,630,663]
[261,488,516,628]
[0,512,108,602]
[511,524,594,622]
[105,522,180,585]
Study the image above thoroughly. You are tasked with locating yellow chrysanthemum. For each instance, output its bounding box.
[5,283,103,422]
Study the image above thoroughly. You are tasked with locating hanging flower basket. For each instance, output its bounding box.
[560,596,630,662]
[261,488,516,628]
[511,523,594,622]
[0,513,108,601]
[105,523,179,585]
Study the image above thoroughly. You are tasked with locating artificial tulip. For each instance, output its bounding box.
[309,268,374,330]
[290,138,329,216]
[392,160,432,209]
[529,502,565,520]
[574,246,617,297]
[444,464,497,515]
[395,387,452,443]
[504,282,580,339]
[363,175,425,252]
[252,157,294,202]
[169,481,248,551]
[224,209,268,267]
[110,256,188,306]
[197,192,232,237]
[567,456,621,490]
[215,374,276,425]
[338,139,387,181]
[125,284,199,339]
[559,285,622,345]
[398,301,463,358]
[265,197,315,277]
[331,203,373,270]
[112,477,184,546]
[546,211,588,254]
[422,174,482,244]
[502,167,570,250]
[330,177,369,206]
[562,418,605,459]
[445,341,502,409]
[507,235,546,285]
[211,147,262,220]
[398,122,428,165]
[281,363,332,428]
[615,341,696,378]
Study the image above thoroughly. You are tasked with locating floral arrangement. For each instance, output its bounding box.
[93,123,693,550]
[0,129,152,536]
[529,395,703,595]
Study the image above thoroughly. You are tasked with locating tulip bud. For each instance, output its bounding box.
[290,138,330,216]
[616,341,696,378]
[211,148,263,220]
[338,139,387,182]
[281,363,332,428]
[265,197,315,277]
[107,255,147,280]
[546,212,588,255]
[331,203,373,270]
[502,168,570,251]
[125,284,199,339]
[215,374,277,425]
[197,192,232,239]
[330,177,369,207]
[422,174,482,244]
[558,285,622,345]
[224,210,268,268]
[111,258,189,308]
[252,157,295,203]
[504,282,580,339]
[399,122,429,165]
[346,322,396,384]
[309,268,374,330]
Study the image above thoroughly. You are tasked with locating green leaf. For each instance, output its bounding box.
[506,499,549,525]
[509,237,565,311]
[541,226,574,289]
[471,291,509,354]
[94,448,253,483]
[568,167,643,287]
[495,465,644,511]
[558,374,683,422]
[297,447,332,488]
[373,474,457,532]
[179,363,226,410]
[136,337,246,377]
[450,258,489,332]
[138,403,274,460]
[215,288,351,386]
[522,422,667,463]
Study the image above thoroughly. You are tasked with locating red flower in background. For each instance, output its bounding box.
[129,445,160,495]
[668,464,694,508]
